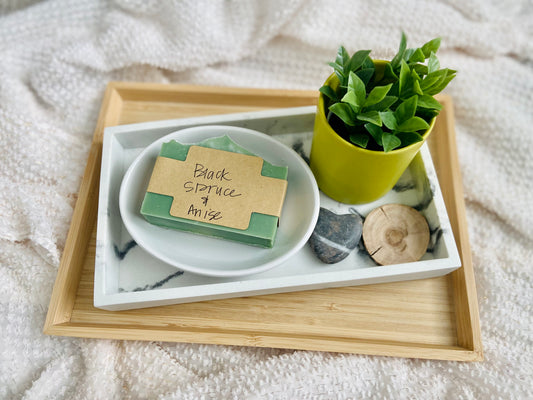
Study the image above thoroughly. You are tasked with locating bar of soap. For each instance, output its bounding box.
[140,135,288,248]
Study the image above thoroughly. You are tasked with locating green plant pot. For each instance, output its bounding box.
[309,64,436,204]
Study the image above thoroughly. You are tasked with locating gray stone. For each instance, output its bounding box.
[308,207,363,264]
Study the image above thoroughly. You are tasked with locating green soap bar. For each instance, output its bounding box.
[140,136,288,248]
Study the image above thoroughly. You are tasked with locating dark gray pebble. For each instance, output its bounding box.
[308,207,363,264]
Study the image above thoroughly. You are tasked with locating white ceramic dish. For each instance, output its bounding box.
[119,125,320,277]
[95,106,461,310]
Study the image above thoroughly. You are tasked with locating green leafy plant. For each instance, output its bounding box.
[320,33,456,152]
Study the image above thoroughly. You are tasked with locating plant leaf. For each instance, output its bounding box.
[396,131,424,147]
[411,63,428,76]
[403,48,415,62]
[380,111,398,130]
[399,68,423,99]
[329,62,345,85]
[341,90,358,107]
[328,61,344,75]
[408,48,425,63]
[355,68,375,86]
[329,103,357,126]
[364,123,383,146]
[363,57,375,69]
[342,91,365,114]
[417,108,439,122]
[398,59,410,96]
[417,94,442,110]
[336,46,350,68]
[347,50,372,72]
[349,132,369,148]
[428,52,440,73]
[319,85,339,102]
[397,116,430,132]
[356,111,382,126]
[382,132,402,152]
[383,62,398,81]
[388,81,400,97]
[391,32,407,69]
[421,37,441,58]
[420,69,447,92]
[364,83,392,107]
[425,69,456,95]
[363,95,398,112]
[347,71,366,105]
[413,78,424,95]
[411,68,422,81]
[395,95,418,124]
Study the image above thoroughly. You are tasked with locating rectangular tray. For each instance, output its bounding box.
[95,107,460,310]
[44,82,483,361]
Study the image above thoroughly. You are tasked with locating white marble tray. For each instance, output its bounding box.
[95,106,461,310]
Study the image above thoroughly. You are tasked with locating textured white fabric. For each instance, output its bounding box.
[1,0,532,398]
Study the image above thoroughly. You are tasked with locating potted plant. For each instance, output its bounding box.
[309,33,456,204]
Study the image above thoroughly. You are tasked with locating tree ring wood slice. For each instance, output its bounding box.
[362,204,430,265]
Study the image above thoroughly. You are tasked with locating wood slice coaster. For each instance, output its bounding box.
[363,204,430,265]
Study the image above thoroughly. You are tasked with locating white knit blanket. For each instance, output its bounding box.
[1,1,532,398]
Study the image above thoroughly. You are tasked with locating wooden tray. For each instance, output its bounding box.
[44,82,483,361]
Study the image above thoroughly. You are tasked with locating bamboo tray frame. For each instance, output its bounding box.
[44,82,483,361]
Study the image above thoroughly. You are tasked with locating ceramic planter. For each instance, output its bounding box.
[309,62,436,204]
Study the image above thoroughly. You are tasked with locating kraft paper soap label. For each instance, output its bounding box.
[146,146,288,230]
